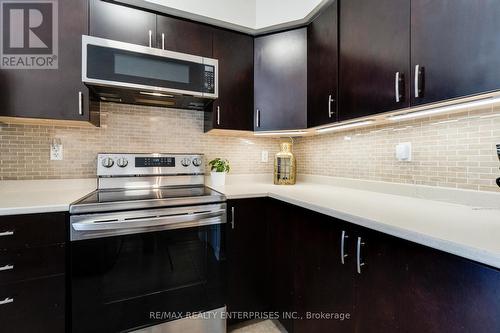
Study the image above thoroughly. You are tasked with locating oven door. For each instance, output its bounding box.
[70,203,226,333]
[82,35,217,98]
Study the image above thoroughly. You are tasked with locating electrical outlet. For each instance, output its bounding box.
[261,150,269,162]
[50,140,63,160]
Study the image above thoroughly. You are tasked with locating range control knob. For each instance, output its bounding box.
[181,158,191,167]
[117,158,128,168]
[101,157,114,168]
[192,158,203,167]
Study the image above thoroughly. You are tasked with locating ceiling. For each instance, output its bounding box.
[116,0,330,34]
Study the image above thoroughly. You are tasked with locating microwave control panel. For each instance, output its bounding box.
[203,65,215,94]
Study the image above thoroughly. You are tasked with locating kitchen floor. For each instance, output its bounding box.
[229,320,287,333]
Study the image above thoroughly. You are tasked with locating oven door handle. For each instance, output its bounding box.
[72,209,226,231]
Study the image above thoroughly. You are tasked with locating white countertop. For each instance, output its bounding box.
[208,174,500,269]
[0,179,96,215]
[1,175,499,269]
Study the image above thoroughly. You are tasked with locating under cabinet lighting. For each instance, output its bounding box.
[316,120,375,134]
[139,91,174,98]
[254,131,308,137]
[387,96,500,121]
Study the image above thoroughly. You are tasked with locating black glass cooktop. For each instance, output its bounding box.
[70,186,225,214]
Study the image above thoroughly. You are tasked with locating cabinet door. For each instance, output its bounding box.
[267,199,297,332]
[89,0,156,47]
[205,29,254,131]
[402,242,500,332]
[226,199,270,323]
[156,15,212,57]
[0,275,65,333]
[411,0,500,106]
[254,28,307,131]
[307,1,338,127]
[0,0,92,122]
[294,211,354,333]
[352,228,406,332]
[339,0,410,121]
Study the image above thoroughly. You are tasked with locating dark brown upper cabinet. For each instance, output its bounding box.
[254,28,308,131]
[307,1,338,128]
[205,29,254,132]
[410,0,500,106]
[339,0,410,121]
[0,0,97,124]
[89,0,156,47]
[156,15,213,57]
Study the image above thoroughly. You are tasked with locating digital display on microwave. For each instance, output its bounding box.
[114,53,190,83]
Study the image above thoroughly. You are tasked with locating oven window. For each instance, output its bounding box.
[114,53,190,84]
[71,224,226,333]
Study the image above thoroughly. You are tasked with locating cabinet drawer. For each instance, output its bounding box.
[0,213,66,250]
[0,275,65,333]
[0,244,65,285]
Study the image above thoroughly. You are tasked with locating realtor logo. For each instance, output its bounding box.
[1,0,58,69]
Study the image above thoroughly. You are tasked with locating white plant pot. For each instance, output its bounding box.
[210,172,226,187]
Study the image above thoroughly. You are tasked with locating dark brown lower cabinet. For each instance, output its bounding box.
[0,275,66,333]
[267,200,297,332]
[402,242,500,333]
[228,198,500,333]
[351,228,406,333]
[226,199,270,323]
[294,209,354,333]
[0,212,67,333]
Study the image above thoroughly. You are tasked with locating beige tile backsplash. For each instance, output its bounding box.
[1,102,499,192]
[0,103,279,180]
[295,105,500,192]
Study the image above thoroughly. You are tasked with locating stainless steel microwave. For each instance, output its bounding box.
[82,35,218,110]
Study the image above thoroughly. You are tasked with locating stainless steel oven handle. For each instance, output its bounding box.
[72,209,226,231]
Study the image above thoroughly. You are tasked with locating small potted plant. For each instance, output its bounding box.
[209,158,230,186]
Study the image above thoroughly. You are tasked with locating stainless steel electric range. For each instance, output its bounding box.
[69,153,227,333]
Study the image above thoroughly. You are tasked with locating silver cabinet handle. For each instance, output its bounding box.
[414,65,419,98]
[256,109,261,128]
[356,237,366,274]
[0,297,13,305]
[148,30,153,48]
[161,33,165,50]
[0,264,13,272]
[395,72,401,103]
[217,106,221,125]
[414,65,424,98]
[0,230,14,237]
[328,94,335,118]
[78,91,83,115]
[231,207,235,230]
[340,230,348,264]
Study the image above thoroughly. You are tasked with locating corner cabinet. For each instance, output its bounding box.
[0,0,97,124]
[205,29,254,132]
[254,28,307,131]
[307,1,338,128]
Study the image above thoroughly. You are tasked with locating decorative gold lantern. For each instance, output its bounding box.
[274,141,296,185]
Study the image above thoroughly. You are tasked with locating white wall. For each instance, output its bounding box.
[255,0,323,29]
[119,0,327,33]
[141,0,256,28]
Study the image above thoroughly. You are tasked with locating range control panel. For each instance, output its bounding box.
[97,153,204,177]
[135,156,175,168]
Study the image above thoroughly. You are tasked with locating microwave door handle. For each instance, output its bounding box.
[72,209,226,231]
